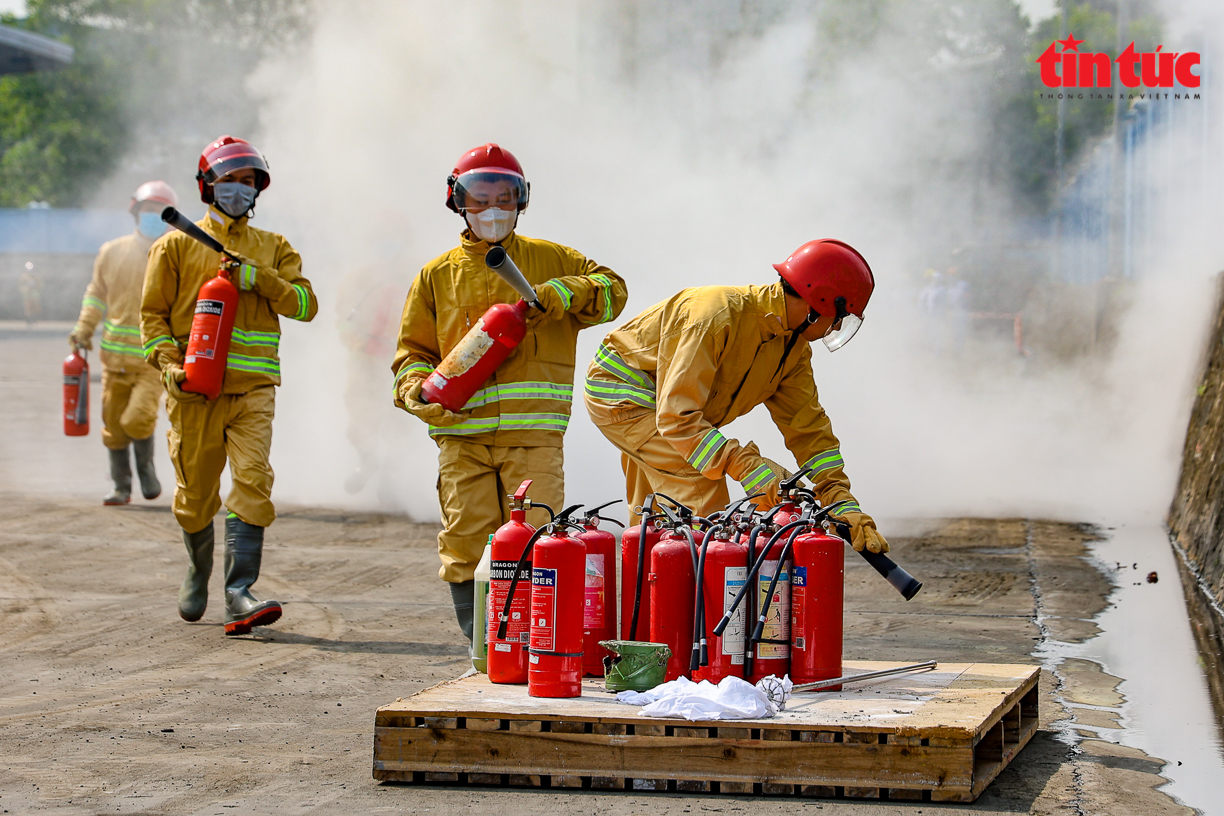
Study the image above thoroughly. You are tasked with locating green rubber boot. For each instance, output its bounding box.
[178,524,214,622]
[103,447,131,506]
[223,515,282,636]
[132,436,161,500]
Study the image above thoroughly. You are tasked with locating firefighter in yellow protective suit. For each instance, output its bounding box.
[584,239,889,555]
[69,181,176,506]
[392,143,628,641]
[141,136,318,636]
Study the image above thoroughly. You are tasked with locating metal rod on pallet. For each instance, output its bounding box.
[793,660,938,693]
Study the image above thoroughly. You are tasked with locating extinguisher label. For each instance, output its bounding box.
[792,566,807,651]
[721,566,747,656]
[436,317,494,378]
[195,299,224,316]
[584,554,605,628]
[489,560,532,646]
[530,567,557,651]
[756,560,791,659]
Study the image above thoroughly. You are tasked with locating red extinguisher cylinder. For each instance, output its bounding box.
[63,349,89,436]
[420,300,530,412]
[528,531,587,698]
[693,537,749,683]
[790,529,845,688]
[577,522,618,677]
[182,269,238,400]
[747,536,792,684]
[487,483,536,685]
[620,521,663,640]
[649,533,697,682]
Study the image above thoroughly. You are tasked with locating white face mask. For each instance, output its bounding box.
[465,208,517,243]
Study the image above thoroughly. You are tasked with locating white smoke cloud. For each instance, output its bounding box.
[247,0,1223,529]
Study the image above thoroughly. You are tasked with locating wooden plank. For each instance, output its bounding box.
[373,726,973,788]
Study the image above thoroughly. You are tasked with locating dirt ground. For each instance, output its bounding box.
[0,326,1194,815]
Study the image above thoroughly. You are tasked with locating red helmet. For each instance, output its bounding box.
[196,136,271,204]
[774,239,874,351]
[445,143,529,213]
[129,180,177,214]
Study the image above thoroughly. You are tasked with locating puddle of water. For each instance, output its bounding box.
[1039,522,1224,814]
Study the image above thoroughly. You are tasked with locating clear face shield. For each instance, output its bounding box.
[822,313,862,351]
[451,171,527,213]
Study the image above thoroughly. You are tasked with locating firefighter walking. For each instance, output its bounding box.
[584,239,889,555]
[392,143,628,641]
[69,181,176,505]
[141,136,318,635]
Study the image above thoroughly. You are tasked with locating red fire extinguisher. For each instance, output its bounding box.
[692,530,750,683]
[420,246,542,412]
[575,501,623,677]
[790,525,845,689]
[527,515,587,698]
[621,515,664,641]
[182,268,239,400]
[488,480,537,685]
[63,348,89,436]
[747,528,793,684]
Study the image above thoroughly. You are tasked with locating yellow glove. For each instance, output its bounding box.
[162,364,207,405]
[68,324,93,351]
[400,380,470,428]
[726,442,793,509]
[831,507,890,554]
[526,284,567,326]
[220,249,261,292]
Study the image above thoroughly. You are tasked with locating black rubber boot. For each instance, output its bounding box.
[178,524,214,622]
[223,515,282,636]
[132,436,161,500]
[449,580,475,642]
[103,447,132,506]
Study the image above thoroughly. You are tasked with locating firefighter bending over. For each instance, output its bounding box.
[69,181,176,506]
[392,143,628,642]
[141,136,318,635]
[584,239,889,555]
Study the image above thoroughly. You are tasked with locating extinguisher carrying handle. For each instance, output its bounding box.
[161,207,225,254]
[582,499,625,528]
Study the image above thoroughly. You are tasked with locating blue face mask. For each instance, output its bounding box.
[213,182,258,218]
[137,211,167,239]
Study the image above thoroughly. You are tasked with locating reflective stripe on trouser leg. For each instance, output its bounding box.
[435,439,564,584]
[590,408,729,523]
[166,387,276,533]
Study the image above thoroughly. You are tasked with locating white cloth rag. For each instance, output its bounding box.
[616,675,793,721]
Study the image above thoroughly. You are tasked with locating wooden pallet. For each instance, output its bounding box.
[373,661,1039,802]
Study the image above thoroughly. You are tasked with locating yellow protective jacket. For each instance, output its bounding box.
[140,205,317,393]
[393,229,628,448]
[75,232,158,375]
[587,283,860,511]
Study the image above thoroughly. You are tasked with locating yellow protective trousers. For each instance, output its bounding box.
[166,386,276,534]
[585,404,729,524]
[100,367,162,450]
[435,438,563,584]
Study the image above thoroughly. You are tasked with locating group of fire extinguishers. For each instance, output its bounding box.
[470,472,924,701]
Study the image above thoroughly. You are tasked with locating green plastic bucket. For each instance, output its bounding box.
[599,640,672,692]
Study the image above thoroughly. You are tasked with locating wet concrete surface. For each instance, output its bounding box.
[0,330,1213,814]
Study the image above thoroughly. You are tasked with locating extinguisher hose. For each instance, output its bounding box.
[691,529,719,671]
[742,523,765,673]
[751,524,806,644]
[685,526,706,673]
[629,511,659,641]
[75,361,89,426]
[713,517,809,637]
[495,525,550,641]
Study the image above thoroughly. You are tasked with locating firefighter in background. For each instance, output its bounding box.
[337,238,410,495]
[584,239,889,555]
[393,143,628,641]
[68,181,175,505]
[141,136,318,635]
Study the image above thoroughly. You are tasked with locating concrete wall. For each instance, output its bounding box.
[1167,272,1224,729]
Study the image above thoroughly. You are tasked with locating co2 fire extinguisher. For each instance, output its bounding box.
[488,480,539,685]
[63,347,89,436]
[420,247,543,412]
[160,207,239,400]
[575,501,623,677]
